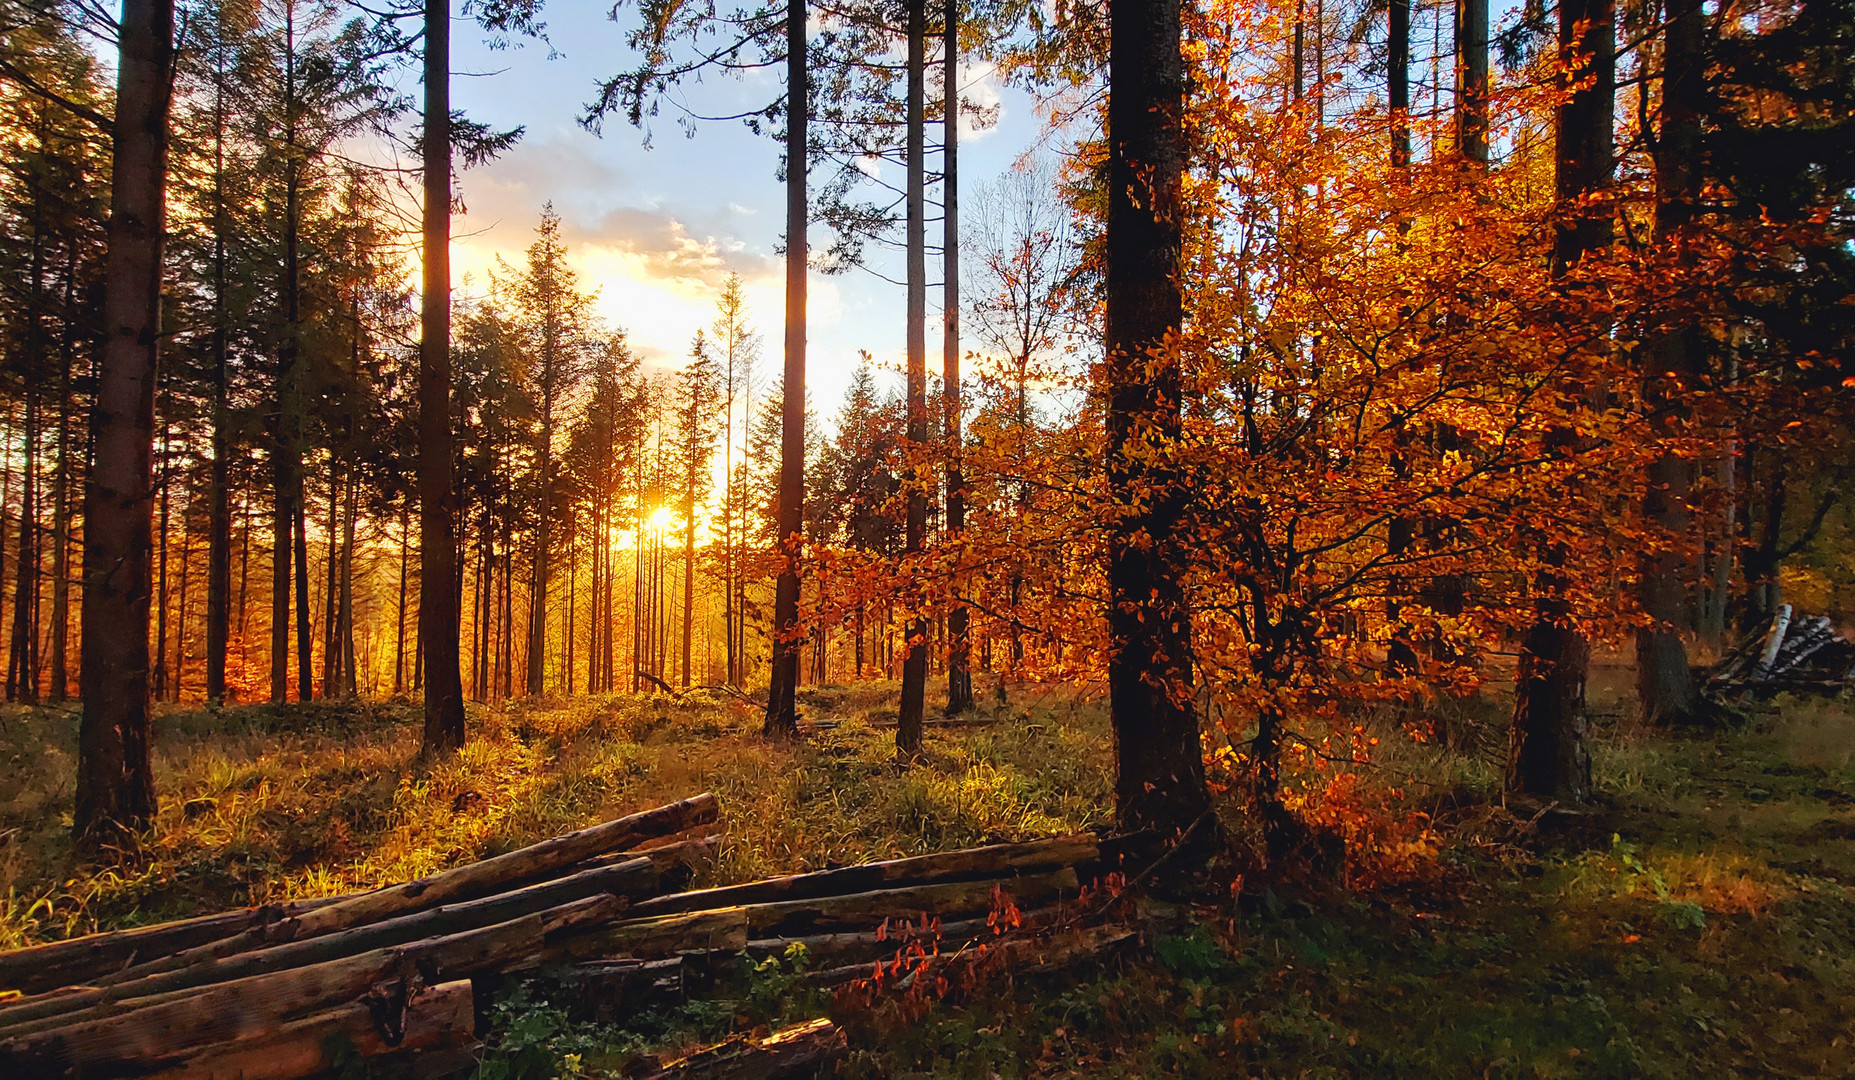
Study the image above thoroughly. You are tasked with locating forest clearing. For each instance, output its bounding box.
[2,676,1855,1076]
[0,0,1849,1066]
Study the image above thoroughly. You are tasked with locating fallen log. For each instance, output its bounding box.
[744,904,1069,967]
[642,1016,846,1080]
[90,794,718,987]
[137,978,475,1080]
[0,894,348,998]
[735,867,1079,937]
[628,835,1095,919]
[553,868,1080,962]
[0,858,654,1031]
[0,895,618,1072]
[816,924,1136,990]
[542,957,685,1023]
[546,909,751,962]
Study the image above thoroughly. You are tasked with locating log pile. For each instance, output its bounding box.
[0,793,1109,1079]
[1707,603,1855,697]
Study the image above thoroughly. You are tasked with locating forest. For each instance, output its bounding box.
[0,0,1850,1071]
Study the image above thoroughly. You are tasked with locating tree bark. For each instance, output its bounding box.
[1454,0,1488,164]
[1635,0,1704,725]
[631,834,1094,917]
[1389,0,1410,168]
[138,979,474,1080]
[943,0,973,718]
[898,0,930,755]
[763,0,806,737]
[1104,0,1210,835]
[420,0,466,750]
[1508,0,1613,802]
[75,0,172,841]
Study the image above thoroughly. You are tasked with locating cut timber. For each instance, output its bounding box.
[138,978,474,1080]
[547,909,750,962]
[745,904,1067,966]
[0,896,617,1073]
[738,867,1079,936]
[630,835,1095,918]
[643,1016,846,1079]
[0,894,345,998]
[0,859,653,1030]
[816,924,1135,990]
[545,957,685,1022]
[558,867,1081,960]
[93,794,717,986]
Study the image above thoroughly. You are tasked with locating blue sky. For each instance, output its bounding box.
[446,1,1067,416]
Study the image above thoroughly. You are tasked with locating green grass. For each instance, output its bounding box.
[4,680,1855,1077]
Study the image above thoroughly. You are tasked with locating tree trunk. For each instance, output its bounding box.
[48,260,74,702]
[420,0,466,750]
[1389,0,1410,168]
[1508,0,1613,802]
[1454,0,1488,164]
[943,0,973,718]
[75,0,172,840]
[898,0,930,755]
[205,66,231,704]
[1103,0,1209,835]
[1635,0,1703,725]
[338,475,357,696]
[763,0,806,737]
[9,387,40,703]
[294,492,311,700]
[322,470,340,697]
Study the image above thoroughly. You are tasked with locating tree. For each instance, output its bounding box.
[942,0,973,716]
[507,205,593,695]
[76,0,175,839]
[1506,0,1615,802]
[1102,0,1208,834]
[419,0,465,750]
[675,331,720,687]
[765,0,808,735]
[897,0,930,755]
[711,274,760,687]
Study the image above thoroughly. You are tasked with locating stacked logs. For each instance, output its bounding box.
[0,794,1109,1079]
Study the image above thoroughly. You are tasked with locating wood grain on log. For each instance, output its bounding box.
[0,896,617,1073]
[90,794,717,988]
[0,859,652,1031]
[0,894,347,998]
[137,979,474,1080]
[546,908,750,962]
[630,835,1094,918]
[735,867,1079,936]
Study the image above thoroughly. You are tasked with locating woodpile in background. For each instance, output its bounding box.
[0,793,1121,1079]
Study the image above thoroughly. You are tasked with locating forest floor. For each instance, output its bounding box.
[2,670,1854,1077]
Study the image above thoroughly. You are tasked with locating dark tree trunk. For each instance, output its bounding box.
[48,257,75,702]
[1455,0,1488,164]
[1104,0,1209,834]
[76,0,173,840]
[294,491,311,700]
[1389,0,1410,168]
[943,0,973,718]
[763,0,806,737]
[898,0,929,755]
[1508,0,1613,802]
[205,66,231,704]
[420,0,466,749]
[9,387,40,703]
[1635,0,1703,725]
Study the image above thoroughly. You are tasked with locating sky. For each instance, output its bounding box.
[445,2,1069,418]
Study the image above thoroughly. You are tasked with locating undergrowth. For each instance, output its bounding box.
[2,672,1853,1077]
